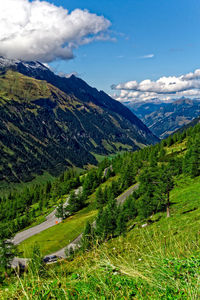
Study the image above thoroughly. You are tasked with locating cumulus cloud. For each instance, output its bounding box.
[0,0,111,62]
[112,69,200,102]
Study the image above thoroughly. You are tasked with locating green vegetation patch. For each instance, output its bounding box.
[0,70,51,102]
[112,142,133,151]
[166,140,187,155]
[0,171,54,197]
[3,175,200,299]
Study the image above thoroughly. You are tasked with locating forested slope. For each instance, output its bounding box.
[0,115,200,299]
[0,66,158,184]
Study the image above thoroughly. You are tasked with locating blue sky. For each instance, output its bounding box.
[2,0,200,101]
[46,0,200,96]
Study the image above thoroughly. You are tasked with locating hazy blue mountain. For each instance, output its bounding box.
[125,98,200,138]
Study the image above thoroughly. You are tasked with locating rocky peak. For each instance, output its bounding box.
[0,56,51,78]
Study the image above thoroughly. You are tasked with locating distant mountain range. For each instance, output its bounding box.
[175,115,200,134]
[125,98,200,138]
[0,57,158,183]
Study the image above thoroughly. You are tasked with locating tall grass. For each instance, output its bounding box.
[1,176,200,299]
[1,226,199,299]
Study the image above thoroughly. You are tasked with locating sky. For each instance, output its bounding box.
[1,0,200,102]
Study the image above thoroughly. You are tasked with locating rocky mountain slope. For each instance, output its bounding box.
[175,115,200,134]
[125,98,200,138]
[0,57,158,183]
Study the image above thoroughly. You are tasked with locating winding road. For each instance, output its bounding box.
[12,187,81,246]
[47,183,139,259]
[12,212,62,246]
[11,184,139,267]
[117,183,139,205]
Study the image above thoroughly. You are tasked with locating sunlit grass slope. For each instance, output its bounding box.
[3,175,199,299]
[19,206,97,258]
[18,176,118,257]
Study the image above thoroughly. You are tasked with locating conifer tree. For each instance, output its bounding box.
[82,221,94,250]
[116,211,127,236]
[68,191,85,214]
[0,230,18,276]
[95,186,104,208]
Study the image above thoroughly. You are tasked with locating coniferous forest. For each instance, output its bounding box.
[0,121,200,299]
[0,115,199,299]
[1,121,199,239]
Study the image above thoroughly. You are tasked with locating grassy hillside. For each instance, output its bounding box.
[1,121,200,299]
[1,175,199,299]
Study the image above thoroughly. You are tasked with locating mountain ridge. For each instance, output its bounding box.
[0,57,153,135]
[0,57,158,183]
[125,98,200,138]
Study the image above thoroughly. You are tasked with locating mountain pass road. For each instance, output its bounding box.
[47,183,140,258]
[12,187,81,245]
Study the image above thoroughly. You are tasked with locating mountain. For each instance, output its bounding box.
[175,115,200,134]
[125,99,171,121]
[125,98,200,138]
[0,57,158,183]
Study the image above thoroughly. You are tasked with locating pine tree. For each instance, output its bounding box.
[154,165,174,218]
[189,140,200,178]
[82,221,94,250]
[0,230,18,275]
[0,239,17,274]
[68,191,85,214]
[159,147,166,160]
[95,207,105,240]
[95,186,104,208]
[116,211,126,236]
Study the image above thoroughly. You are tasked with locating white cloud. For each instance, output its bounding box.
[111,69,200,102]
[0,0,111,62]
[60,71,80,78]
[139,54,155,59]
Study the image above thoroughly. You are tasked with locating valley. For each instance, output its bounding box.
[0,59,199,299]
[1,120,200,299]
[0,59,158,184]
[1,1,200,298]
